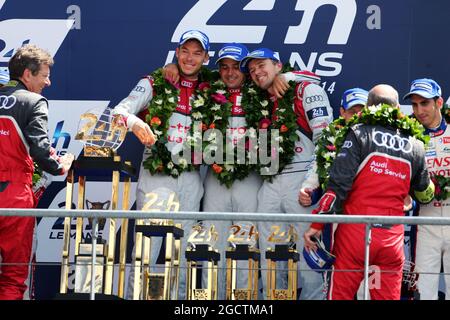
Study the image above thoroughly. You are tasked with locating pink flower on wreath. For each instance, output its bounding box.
[259,118,272,129]
[271,146,279,160]
[431,176,441,196]
[198,82,210,91]
[435,184,442,196]
[211,93,228,105]
[326,144,336,151]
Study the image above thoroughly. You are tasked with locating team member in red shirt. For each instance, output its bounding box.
[0,45,74,299]
[304,84,434,300]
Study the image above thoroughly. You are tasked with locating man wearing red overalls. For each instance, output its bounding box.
[0,45,74,299]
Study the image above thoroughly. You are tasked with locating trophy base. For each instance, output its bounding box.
[136,224,184,239]
[74,255,105,294]
[271,289,294,300]
[73,156,136,177]
[79,243,106,255]
[234,289,252,300]
[53,293,122,300]
[192,289,211,300]
[83,146,115,157]
[146,274,165,300]
[75,242,106,294]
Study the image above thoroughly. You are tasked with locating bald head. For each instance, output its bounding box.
[367,84,399,107]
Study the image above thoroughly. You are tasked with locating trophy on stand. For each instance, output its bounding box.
[59,107,135,299]
[185,222,220,300]
[73,200,110,294]
[225,223,260,300]
[131,187,183,300]
[265,224,299,300]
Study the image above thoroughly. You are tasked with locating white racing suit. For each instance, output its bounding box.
[257,71,333,300]
[414,118,450,299]
[112,75,204,300]
[202,87,262,299]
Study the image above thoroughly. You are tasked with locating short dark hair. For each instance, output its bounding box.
[8,44,54,79]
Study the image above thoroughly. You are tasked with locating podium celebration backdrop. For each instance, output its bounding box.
[1,0,449,298]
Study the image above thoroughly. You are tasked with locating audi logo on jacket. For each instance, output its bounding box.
[323,123,433,300]
[327,123,431,217]
[0,80,65,185]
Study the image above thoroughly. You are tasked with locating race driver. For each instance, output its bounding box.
[304,84,435,300]
[112,30,209,299]
[404,78,450,300]
[0,45,74,300]
[163,43,312,299]
[240,48,334,300]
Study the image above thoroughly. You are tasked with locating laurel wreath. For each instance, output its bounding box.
[431,175,450,201]
[142,67,212,178]
[443,103,450,123]
[193,74,261,188]
[316,103,429,190]
[191,63,298,187]
[243,64,299,181]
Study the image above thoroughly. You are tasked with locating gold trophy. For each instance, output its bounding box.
[265,224,299,300]
[131,188,183,300]
[185,222,220,300]
[225,223,260,300]
[59,107,135,299]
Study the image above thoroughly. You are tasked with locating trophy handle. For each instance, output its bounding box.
[74,176,86,256]
[131,221,144,300]
[103,163,120,294]
[163,232,174,300]
[172,232,182,300]
[288,258,297,300]
[141,235,151,299]
[60,169,74,293]
[117,170,131,298]
[252,260,259,300]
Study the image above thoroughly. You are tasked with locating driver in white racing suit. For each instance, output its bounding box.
[240,48,333,299]
[404,78,450,300]
[112,30,210,299]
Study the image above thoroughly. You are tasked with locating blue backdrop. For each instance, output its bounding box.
[1,0,449,299]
